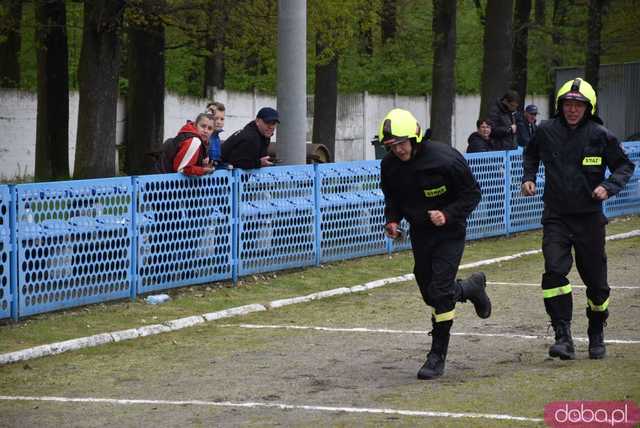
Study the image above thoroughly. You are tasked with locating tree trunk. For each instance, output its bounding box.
[585,0,608,94]
[381,0,396,44]
[479,0,514,119]
[430,0,456,146]
[512,0,532,103]
[126,0,165,175]
[0,0,22,87]
[203,0,229,95]
[549,0,568,114]
[35,0,69,180]
[311,42,338,161]
[534,0,545,26]
[74,0,125,179]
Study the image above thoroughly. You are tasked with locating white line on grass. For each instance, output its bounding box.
[218,323,640,345]
[487,281,639,290]
[0,395,543,423]
[1,229,637,365]
[457,229,639,270]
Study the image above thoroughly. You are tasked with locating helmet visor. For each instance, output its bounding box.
[561,91,590,104]
[382,137,411,151]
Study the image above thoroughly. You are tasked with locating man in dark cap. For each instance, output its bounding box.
[221,107,280,169]
[516,104,539,148]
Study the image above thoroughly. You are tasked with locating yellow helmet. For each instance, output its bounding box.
[378,108,423,148]
[556,78,597,115]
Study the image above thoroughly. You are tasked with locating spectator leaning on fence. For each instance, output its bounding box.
[466,118,498,153]
[221,107,279,169]
[206,101,227,167]
[173,113,215,176]
[488,90,520,151]
[515,104,538,148]
[379,108,492,380]
[521,77,635,361]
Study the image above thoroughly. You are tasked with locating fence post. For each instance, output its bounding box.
[129,177,138,301]
[313,164,322,266]
[9,185,18,321]
[504,151,512,235]
[232,169,240,286]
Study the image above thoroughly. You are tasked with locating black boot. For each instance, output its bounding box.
[587,309,608,360]
[458,272,491,319]
[417,320,452,380]
[549,320,575,360]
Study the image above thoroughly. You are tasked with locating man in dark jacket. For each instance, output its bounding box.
[515,104,538,148]
[488,90,520,150]
[221,107,279,169]
[522,78,635,361]
[380,108,492,380]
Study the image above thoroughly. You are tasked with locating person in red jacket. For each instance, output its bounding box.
[173,113,215,176]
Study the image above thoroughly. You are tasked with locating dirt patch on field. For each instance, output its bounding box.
[0,237,638,427]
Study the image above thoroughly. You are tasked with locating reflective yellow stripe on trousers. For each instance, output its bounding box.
[542,284,572,299]
[588,298,610,312]
[432,309,455,322]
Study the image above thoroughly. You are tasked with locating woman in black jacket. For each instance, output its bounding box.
[466,118,496,153]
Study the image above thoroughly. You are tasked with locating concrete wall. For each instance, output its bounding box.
[0,89,126,180]
[0,88,549,180]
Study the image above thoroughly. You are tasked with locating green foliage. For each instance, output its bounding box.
[8,0,640,96]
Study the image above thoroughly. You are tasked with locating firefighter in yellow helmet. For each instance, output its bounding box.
[522,78,635,360]
[379,108,491,380]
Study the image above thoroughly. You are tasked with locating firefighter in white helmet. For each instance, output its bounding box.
[522,78,635,360]
[379,108,492,380]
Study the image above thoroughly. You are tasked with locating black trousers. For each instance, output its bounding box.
[410,227,464,321]
[541,207,610,322]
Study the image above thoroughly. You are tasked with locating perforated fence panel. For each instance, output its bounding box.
[466,152,509,239]
[0,185,11,319]
[508,149,546,233]
[14,178,134,317]
[1,143,639,320]
[135,172,233,294]
[237,165,315,275]
[604,141,640,217]
[318,161,387,263]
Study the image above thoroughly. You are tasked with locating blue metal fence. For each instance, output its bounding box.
[0,185,10,319]
[237,165,316,276]
[1,142,639,320]
[134,172,234,294]
[317,161,387,263]
[13,178,134,318]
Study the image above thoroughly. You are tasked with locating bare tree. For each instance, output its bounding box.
[512,0,532,103]
[74,0,125,179]
[311,40,338,159]
[430,0,456,145]
[479,0,514,118]
[534,0,545,26]
[0,0,22,87]
[548,0,569,114]
[203,0,231,95]
[125,0,166,175]
[381,0,396,44]
[585,0,609,93]
[35,0,69,180]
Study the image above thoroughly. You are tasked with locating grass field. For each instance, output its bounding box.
[0,215,639,427]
